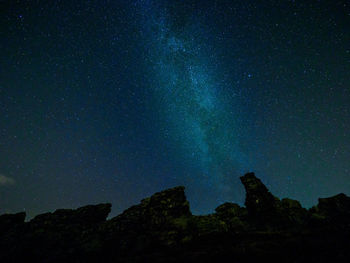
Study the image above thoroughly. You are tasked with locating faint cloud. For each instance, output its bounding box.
[0,174,15,186]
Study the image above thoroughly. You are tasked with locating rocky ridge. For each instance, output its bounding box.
[1,172,349,262]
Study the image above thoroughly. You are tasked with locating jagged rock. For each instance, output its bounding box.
[1,204,111,262]
[100,186,192,256]
[240,172,279,215]
[240,173,308,229]
[27,203,112,248]
[215,203,248,231]
[317,193,350,217]
[188,215,228,236]
[109,186,190,229]
[281,198,302,209]
[240,172,281,227]
[310,193,350,229]
[280,198,308,225]
[30,203,111,226]
[215,202,247,219]
[140,186,191,218]
[0,212,26,234]
[1,174,350,262]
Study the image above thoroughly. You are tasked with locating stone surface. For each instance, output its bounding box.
[240,172,282,228]
[215,202,247,219]
[317,193,350,217]
[215,202,248,232]
[106,186,191,232]
[30,203,111,225]
[1,174,350,262]
[310,193,350,229]
[280,198,308,225]
[240,172,309,229]
[0,211,26,234]
[240,172,279,216]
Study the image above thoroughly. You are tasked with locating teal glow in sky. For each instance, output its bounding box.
[0,0,349,217]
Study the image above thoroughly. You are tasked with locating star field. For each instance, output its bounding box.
[0,0,349,217]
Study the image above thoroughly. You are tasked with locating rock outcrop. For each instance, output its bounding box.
[317,193,350,218]
[240,172,308,229]
[240,172,280,227]
[100,186,192,257]
[0,211,25,235]
[215,202,248,232]
[110,186,191,228]
[30,203,111,226]
[0,173,349,263]
[309,193,350,230]
[0,204,111,262]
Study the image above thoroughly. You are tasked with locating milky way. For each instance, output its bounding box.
[135,1,250,207]
[1,0,349,217]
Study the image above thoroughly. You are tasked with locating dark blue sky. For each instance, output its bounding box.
[1,0,349,218]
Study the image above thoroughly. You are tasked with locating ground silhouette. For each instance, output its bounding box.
[1,172,349,262]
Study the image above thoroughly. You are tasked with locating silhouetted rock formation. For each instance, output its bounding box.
[317,193,350,219]
[240,172,308,229]
[1,172,349,262]
[31,203,111,225]
[309,193,350,230]
[0,211,25,235]
[100,186,192,258]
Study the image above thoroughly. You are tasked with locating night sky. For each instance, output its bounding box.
[1,0,349,218]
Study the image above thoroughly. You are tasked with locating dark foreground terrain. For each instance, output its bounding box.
[1,172,349,262]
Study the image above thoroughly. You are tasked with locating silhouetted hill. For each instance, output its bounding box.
[1,172,350,262]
